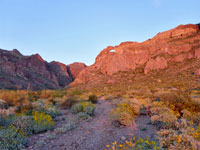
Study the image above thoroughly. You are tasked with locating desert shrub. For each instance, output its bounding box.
[89,94,98,104]
[55,120,75,134]
[17,103,33,114]
[31,99,61,118]
[110,103,135,126]
[182,109,200,124]
[158,90,200,113]
[12,115,34,135]
[135,138,160,150]
[0,107,16,117]
[27,91,40,102]
[0,99,6,108]
[0,90,29,107]
[51,90,65,98]
[150,101,178,128]
[39,90,53,99]
[69,89,83,96]
[84,104,96,116]
[32,111,54,133]
[70,102,96,116]
[44,107,61,118]
[0,125,27,150]
[181,109,193,121]
[0,116,7,126]
[47,133,57,140]
[193,124,200,141]
[157,119,199,149]
[139,104,147,115]
[65,120,75,131]
[61,97,77,109]
[127,98,151,115]
[78,112,90,120]
[151,112,177,128]
[105,135,160,150]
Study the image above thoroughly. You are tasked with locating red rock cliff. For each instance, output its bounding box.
[73,24,200,85]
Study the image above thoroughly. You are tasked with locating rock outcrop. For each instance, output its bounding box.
[67,62,87,79]
[0,49,86,90]
[144,57,168,74]
[73,24,200,85]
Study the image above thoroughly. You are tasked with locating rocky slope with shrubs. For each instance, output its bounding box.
[0,49,86,90]
[73,24,200,86]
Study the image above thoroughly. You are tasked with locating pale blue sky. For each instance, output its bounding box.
[0,0,199,65]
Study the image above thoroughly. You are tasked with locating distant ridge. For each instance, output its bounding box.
[0,49,86,90]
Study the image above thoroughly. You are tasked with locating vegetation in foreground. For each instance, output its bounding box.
[0,87,199,149]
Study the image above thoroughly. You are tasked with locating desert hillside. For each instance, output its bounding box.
[0,49,86,90]
[73,24,200,87]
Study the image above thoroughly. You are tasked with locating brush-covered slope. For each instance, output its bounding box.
[0,49,86,90]
[73,24,200,91]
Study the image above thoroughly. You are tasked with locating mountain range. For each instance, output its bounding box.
[1,23,200,90]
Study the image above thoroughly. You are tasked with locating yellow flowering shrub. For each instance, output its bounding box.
[105,135,160,150]
[193,124,200,141]
[32,111,54,133]
[150,102,178,128]
[157,119,199,150]
[110,103,135,126]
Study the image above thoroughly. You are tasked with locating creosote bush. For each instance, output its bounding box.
[150,101,179,129]
[78,112,90,120]
[55,120,75,134]
[0,125,27,150]
[12,115,34,135]
[70,102,96,116]
[110,103,135,126]
[88,94,98,104]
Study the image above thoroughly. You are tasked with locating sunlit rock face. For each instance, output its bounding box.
[73,24,200,85]
[0,49,86,90]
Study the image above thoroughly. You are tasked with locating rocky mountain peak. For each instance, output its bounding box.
[73,24,200,85]
[0,49,86,90]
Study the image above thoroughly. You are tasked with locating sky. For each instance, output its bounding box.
[0,0,199,65]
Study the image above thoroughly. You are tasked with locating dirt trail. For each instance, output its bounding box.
[27,100,156,150]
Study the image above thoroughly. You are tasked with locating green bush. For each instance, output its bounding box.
[56,120,75,134]
[0,126,27,150]
[78,112,90,120]
[84,105,96,116]
[12,115,34,135]
[0,116,7,126]
[89,95,98,104]
[44,107,61,118]
[70,102,96,116]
